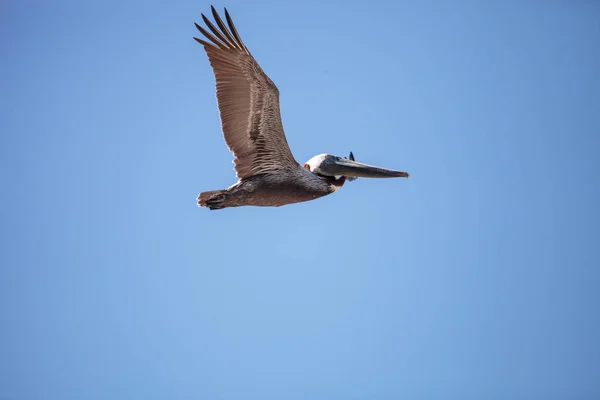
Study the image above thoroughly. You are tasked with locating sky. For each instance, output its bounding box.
[1,0,599,399]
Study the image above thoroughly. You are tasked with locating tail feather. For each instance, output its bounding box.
[197,189,228,210]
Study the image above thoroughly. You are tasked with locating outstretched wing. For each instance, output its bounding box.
[194,6,298,179]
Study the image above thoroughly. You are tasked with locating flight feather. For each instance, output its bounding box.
[194,6,298,178]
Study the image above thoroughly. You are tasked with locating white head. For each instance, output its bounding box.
[304,154,342,180]
[303,152,409,184]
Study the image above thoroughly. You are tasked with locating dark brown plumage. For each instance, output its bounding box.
[194,6,297,179]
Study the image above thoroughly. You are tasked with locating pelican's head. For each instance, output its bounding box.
[303,152,409,188]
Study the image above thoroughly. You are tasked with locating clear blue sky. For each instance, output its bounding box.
[1,1,599,399]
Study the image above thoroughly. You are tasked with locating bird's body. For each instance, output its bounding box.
[194,7,409,210]
[198,169,342,210]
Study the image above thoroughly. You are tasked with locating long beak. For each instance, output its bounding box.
[325,157,409,178]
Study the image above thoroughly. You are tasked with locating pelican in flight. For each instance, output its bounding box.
[194,7,409,210]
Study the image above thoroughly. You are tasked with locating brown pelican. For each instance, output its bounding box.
[194,7,409,210]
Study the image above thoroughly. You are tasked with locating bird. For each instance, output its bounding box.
[193,6,409,210]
